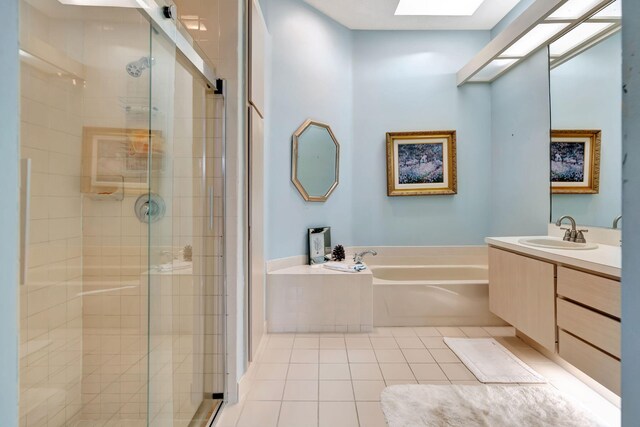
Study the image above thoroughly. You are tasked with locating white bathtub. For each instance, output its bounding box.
[360,246,507,327]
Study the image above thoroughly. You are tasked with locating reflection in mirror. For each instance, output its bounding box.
[292,120,340,202]
[549,19,621,228]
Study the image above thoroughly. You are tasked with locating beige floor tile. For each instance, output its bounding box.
[319,402,358,427]
[436,327,466,337]
[290,349,319,364]
[294,337,320,349]
[460,327,490,337]
[451,380,481,385]
[356,402,387,427]
[255,364,289,380]
[390,327,417,337]
[283,380,319,401]
[370,337,399,349]
[247,380,285,401]
[320,337,345,349]
[237,401,280,427]
[374,349,405,363]
[418,380,451,385]
[413,327,442,337]
[483,326,516,337]
[402,348,435,364]
[420,337,448,349]
[385,379,418,385]
[410,363,447,381]
[352,380,386,401]
[319,363,351,380]
[429,349,460,363]
[395,336,425,349]
[278,401,318,427]
[216,401,245,427]
[260,348,292,363]
[369,327,393,336]
[379,363,416,381]
[267,336,295,350]
[440,363,476,381]
[319,349,348,364]
[345,337,372,349]
[347,349,377,363]
[319,380,354,401]
[350,363,383,380]
[287,364,319,380]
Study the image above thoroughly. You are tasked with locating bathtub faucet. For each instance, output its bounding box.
[353,250,377,264]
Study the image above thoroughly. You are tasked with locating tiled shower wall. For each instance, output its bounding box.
[19,62,84,427]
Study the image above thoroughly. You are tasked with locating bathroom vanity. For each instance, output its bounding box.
[486,236,621,395]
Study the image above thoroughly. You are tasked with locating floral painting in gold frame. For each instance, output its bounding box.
[81,127,164,196]
[551,129,601,194]
[386,130,457,196]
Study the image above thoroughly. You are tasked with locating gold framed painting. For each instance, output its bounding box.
[81,127,164,196]
[386,130,457,196]
[551,129,601,194]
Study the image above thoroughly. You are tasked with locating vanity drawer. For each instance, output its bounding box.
[557,298,620,358]
[559,330,620,395]
[557,266,620,318]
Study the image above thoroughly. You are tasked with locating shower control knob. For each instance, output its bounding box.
[163,4,177,20]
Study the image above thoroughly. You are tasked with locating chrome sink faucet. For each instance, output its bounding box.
[613,215,622,229]
[353,250,377,264]
[555,215,588,243]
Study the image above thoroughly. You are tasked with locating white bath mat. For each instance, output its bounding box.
[443,337,546,383]
[380,384,606,427]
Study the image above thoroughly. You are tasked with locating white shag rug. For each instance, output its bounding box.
[443,337,546,383]
[381,384,606,427]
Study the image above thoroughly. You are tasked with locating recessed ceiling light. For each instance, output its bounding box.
[550,22,615,56]
[500,23,569,57]
[57,0,149,8]
[547,0,604,20]
[395,0,485,16]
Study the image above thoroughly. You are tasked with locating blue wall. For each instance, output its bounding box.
[0,0,19,424]
[262,0,354,260]
[351,30,493,246]
[490,48,551,236]
[550,33,622,227]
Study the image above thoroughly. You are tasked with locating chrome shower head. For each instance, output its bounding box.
[126,56,153,78]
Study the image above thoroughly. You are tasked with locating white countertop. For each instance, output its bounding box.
[486,236,621,279]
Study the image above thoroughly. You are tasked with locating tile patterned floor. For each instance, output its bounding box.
[215,327,620,427]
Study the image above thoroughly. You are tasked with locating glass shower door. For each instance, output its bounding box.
[146,21,224,427]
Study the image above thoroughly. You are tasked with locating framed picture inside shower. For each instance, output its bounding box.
[308,227,331,265]
[81,127,164,196]
[551,129,601,194]
[386,130,457,196]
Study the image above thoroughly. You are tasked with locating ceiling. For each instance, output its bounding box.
[303,0,523,30]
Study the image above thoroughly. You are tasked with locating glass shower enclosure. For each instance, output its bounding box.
[18,0,225,425]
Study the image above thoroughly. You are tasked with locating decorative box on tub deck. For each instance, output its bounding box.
[266,264,373,333]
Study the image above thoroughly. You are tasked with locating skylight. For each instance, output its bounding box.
[395,0,485,16]
[550,22,615,57]
[500,23,569,57]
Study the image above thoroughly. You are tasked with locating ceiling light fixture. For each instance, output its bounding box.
[394,0,485,16]
[57,0,150,8]
[550,22,615,56]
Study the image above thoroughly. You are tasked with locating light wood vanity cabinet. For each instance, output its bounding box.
[488,248,556,351]
[488,247,621,395]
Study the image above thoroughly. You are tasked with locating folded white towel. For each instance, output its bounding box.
[323,262,365,273]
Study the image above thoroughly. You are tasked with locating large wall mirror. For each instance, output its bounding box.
[549,2,621,228]
[292,119,340,202]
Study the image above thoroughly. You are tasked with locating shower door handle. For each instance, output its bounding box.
[20,158,31,286]
[209,185,214,230]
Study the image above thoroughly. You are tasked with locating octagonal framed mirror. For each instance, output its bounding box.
[291,119,340,202]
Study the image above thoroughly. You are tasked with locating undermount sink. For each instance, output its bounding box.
[518,237,599,250]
